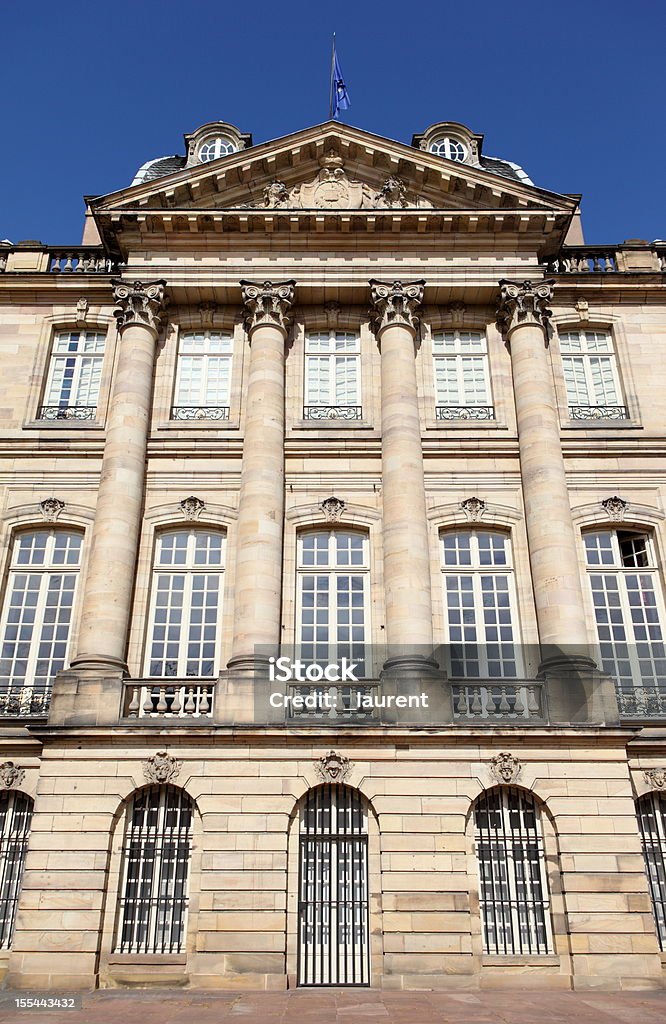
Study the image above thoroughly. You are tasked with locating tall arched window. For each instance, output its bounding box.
[145,529,225,677]
[115,785,194,954]
[0,791,33,949]
[0,530,83,715]
[297,530,369,676]
[584,529,666,693]
[298,785,369,986]
[441,529,520,678]
[474,787,553,955]
[636,792,666,949]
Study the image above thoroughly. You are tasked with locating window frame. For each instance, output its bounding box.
[171,329,234,421]
[143,528,226,679]
[39,329,107,421]
[432,329,494,420]
[559,328,627,420]
[636,791,666,951]
[0,790,33,950]
[303,330,362,421]
[440,528,522,679]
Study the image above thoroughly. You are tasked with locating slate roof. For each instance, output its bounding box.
[131,155,187,186]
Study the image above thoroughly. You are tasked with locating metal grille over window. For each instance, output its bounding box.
[39,330,105,420]
[172,331,232,421]
[298,785,370,986]
[585,529,666,715]
[441,529,520,678]
[115,785,193,954]
[432,330,493,420]
[0,530,82,717]
[560,330,628,420]
[636,792,666,950]
[145,529,225,678]
[0,791,33,949]
[304,331,361,420]
[475,787,553,955]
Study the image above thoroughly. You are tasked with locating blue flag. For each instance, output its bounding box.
[332,49,350,119]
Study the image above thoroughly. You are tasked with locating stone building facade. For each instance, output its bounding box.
[0,117,665,992]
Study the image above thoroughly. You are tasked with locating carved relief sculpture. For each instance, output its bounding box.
[0,762,26,788]
[240,280,296,334]
[39,497,65,522]
[112,279,168,335]
[320,496,346,522]
[496,280,555,340]
[143,750,182,785]
[316,750,352,783]
[490,752,522,784]
[369,280,425,336]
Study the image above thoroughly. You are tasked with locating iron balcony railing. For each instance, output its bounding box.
[170,406,230,421]
[303,405,363,421]
[569,404,629,421]
[38,405,97,421]
[436,405,495,421]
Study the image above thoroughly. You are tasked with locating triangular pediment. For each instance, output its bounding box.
[93,122,576,218]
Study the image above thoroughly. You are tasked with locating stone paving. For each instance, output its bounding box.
[0,989,665,1024]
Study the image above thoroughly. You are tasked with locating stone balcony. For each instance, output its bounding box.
[541,241,666,275]
[0,242,121,274]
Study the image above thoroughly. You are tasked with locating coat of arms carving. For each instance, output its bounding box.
[316,750,352,783]
[143,750,182,785]
[0,761,25,789]
[490,752,521,784]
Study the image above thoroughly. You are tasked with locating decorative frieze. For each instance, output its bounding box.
[39,497,65,522]
[320,496,346,522]
[490,751,522,784]
[601,495,628,521]
[316,750,352,783]
[179,495,206,521]
[142,750,182,785]
[369,280,425,336]
[496,279,554,340]
[112,279,167,335]
[240,280,296,335]
[0,762,25,789]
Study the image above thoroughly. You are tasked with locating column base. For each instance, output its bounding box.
[69,652,128,673]
[48,667,125,726]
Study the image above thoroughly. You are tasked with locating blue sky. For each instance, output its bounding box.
[2,0,664,245]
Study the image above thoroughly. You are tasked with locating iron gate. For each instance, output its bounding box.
[298,784,369,986]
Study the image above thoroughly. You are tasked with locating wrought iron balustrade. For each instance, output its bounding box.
[171,406,230,421]
[123,681,215,719]
[435,405,495,421]
[569,404,628,421]
[38,405,97,421]
[452,680,546,722]
[616,686,666,720]
[303,405,363,421]
[0,686,50,718]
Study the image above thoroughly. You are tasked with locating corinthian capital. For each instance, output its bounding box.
[369,280,425,337]
[496,279,554,341]
[240,280,296,336]
[112,279,167,335]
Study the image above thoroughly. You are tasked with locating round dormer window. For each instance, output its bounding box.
[429,137,467,162]
[198,136,236,162]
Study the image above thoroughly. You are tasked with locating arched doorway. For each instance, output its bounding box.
[298,784,369,986]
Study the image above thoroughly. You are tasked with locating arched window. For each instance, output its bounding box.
[441,529,520,678]
[115,785,194,954]
[0,530,83,715]
[584,528,666,693]
[0,791,33,949]
[636,792,666,949]
[429,136,467,162]
[297,530,369,676]
[298,785,369,986]
[145,529,225,678]
[474,787,553,955]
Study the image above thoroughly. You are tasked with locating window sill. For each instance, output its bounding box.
[155,420,241,432]
[481,954,561,966]
[293,419,375,430]
[107,954,187,965]
[23,420,104,431]
[425,421,508,431]
[562,420,642,431]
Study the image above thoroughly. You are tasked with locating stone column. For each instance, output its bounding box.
[70,279,167,673]
[497,279,594,671]
[370,280,437,672]
[227,280,295,671]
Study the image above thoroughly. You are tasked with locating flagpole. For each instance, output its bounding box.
[328,33,335,119]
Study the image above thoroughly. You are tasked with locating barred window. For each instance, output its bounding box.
[475,787,553,955]
[0,530,83,716]
[297,531,369,676]
[40,330,105,420]
[432,331,493,419]
[584,529,666,691]
[0,791,32,949]
[304,331,361,420]
[560,330,627,419]
[441,530,520,678]
[636,792,666,949]
[172,331,233,420]
[145,529,225,678]
[115,785,193,954]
